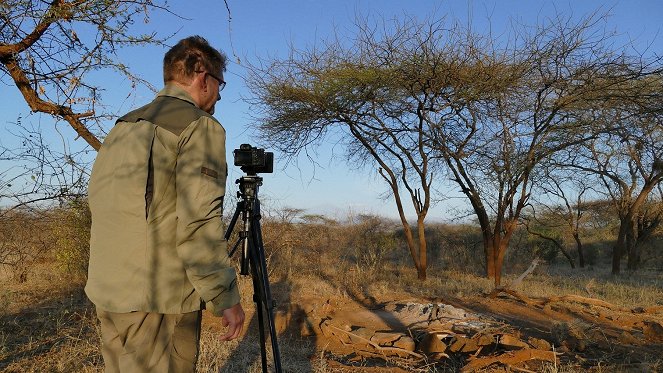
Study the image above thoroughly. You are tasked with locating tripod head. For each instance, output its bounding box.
[236,175,263,203]
[227,174,264,276]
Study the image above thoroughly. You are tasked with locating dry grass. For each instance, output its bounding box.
[2,264,661,372]
[499,265,663,308]
[1,208,662,372]
[0,263,101,373]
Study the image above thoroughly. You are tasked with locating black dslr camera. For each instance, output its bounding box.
[233,144,274,175]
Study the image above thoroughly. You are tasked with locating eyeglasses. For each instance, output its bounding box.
[197,70,226,92]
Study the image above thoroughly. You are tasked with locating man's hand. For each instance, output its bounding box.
[219,303,245,341]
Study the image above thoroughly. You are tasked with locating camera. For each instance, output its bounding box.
[233,144,274,174]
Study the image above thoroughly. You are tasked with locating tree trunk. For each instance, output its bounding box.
[493,243,507,287]
[388,178,424,279]
[573,233,585,268]
[416,266,427,280]
[612,222,628,274]
[484,241,496,279]
[401,224,422,276]
[485,237,508,287]
[611,244,623,274]
[622,183,658,272]
[416,217,427,280]
[627,246,641,270]
[626,219,641,271]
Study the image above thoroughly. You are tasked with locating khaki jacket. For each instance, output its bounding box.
[86,84,240,316]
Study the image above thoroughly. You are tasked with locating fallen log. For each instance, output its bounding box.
[643,305,663,314]
[545,294,623,311]
[643,321,663,342]
[499,333,530,350]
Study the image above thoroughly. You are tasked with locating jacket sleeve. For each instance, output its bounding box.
[175,116,240,316]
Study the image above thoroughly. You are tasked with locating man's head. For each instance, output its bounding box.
[163,36,227,114]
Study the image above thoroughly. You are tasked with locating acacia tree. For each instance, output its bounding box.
[1,0,170,206]
[245,17,478,280]
[0,0,170,149]
[425,13,660,286]
[247,13,659,284]
[565,109,663,273]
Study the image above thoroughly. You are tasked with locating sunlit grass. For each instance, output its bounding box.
[1,207,661,372]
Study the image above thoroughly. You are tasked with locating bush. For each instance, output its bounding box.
[420,223,485,273]
[342,214,399,274]
[50,198,91,281]
[0,208,51,282]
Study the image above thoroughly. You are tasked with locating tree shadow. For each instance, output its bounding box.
[316,270,410,331]
[0,286,100,371]
[217,279,316,372]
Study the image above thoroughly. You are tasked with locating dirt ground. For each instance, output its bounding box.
[2,262,662,372]
[204,287,663,372]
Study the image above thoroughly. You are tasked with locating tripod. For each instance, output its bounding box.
[225,174,283,373]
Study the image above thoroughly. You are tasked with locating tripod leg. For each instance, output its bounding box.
[234,176,282,372]
[250,253,269,372]
[249,205,282,373]
[224,200,244,241]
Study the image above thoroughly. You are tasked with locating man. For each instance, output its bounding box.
[86,36,244,372]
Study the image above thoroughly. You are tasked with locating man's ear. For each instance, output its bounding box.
[197,72,208,92]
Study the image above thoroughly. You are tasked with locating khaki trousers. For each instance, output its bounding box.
[96,308,202,373]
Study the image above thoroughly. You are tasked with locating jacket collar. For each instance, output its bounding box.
[157,83,199,108]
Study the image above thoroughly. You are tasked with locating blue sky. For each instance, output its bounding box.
[2,0,662,220]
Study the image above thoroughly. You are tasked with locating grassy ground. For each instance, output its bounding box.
[1,257,661,372]
[1,208,662,372]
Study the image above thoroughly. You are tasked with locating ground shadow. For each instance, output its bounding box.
[0,286,100,371]
[218,279,316,372]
